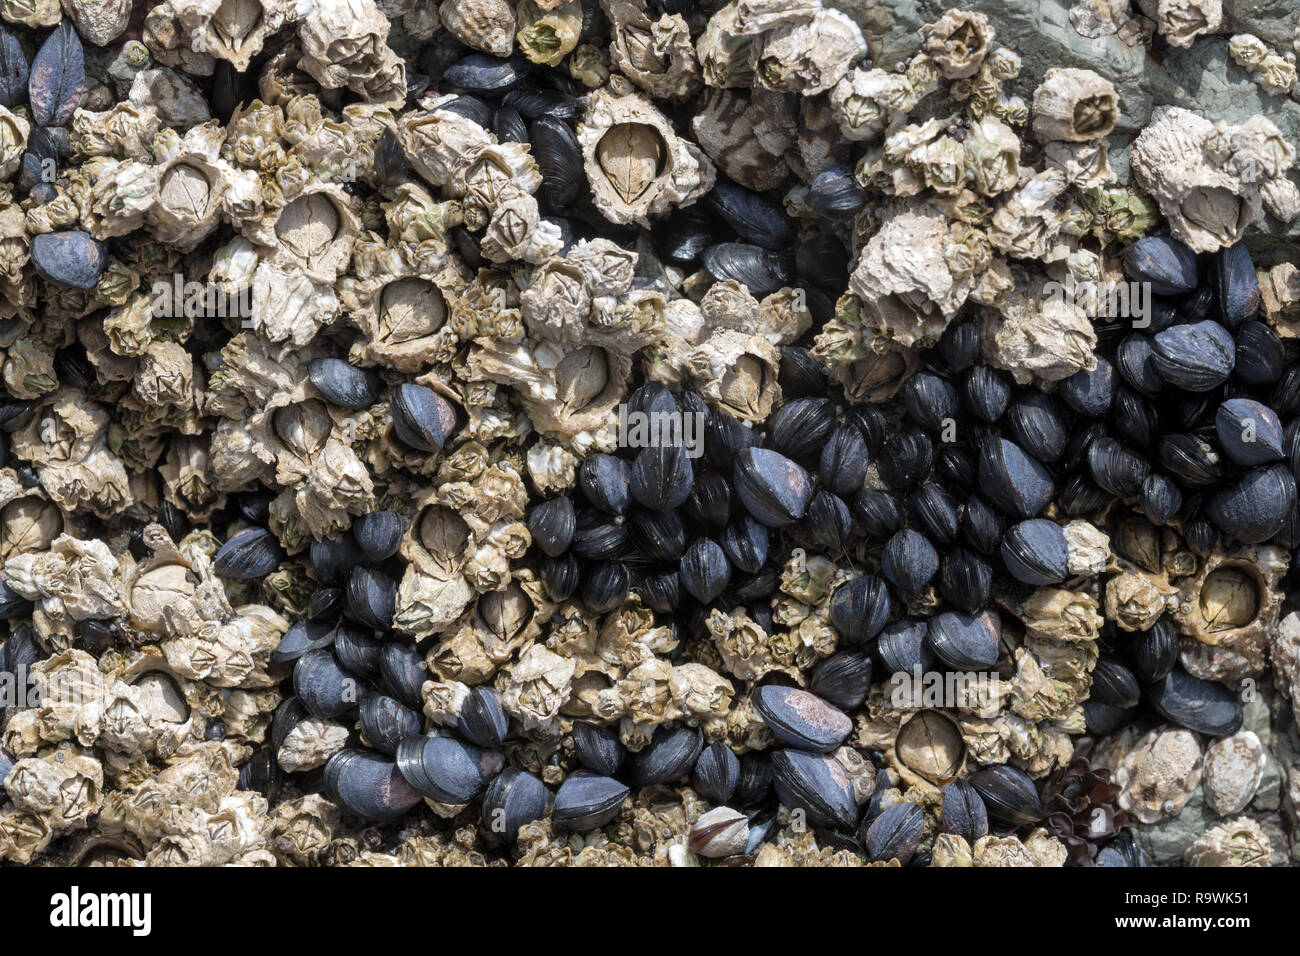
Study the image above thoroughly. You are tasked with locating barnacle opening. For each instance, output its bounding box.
[414,505,470,572]
[159,163,214,218]
[275,194,343,267]
[895,710,966,783]
[554,345,615,414]
[1197,565,1263,633]
[1073,96,1117,137]
[0,497,65,559]
[378,278,447,343]
[1181,188,1248,244]
[211,0,265,49]
[129,669,191,724]
[596,124,667,205]
[272,399,332,459]
[478,582,534,640]
[716,353,769,419]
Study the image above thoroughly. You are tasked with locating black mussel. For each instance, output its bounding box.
[333,623,382,678]
[862,802,924,864]
[807,490,852,550]
[680,539,730,603]
[1139,473,1182,526]
[978,438,1054,518]
[1005,393,1067,463]
[683,471,731,529]
[30,231,106,289]
[396,734,503,804]
[754,685,852,753]
[391,383,455,452]
[939,321,980,372]
[720,516,768,575]
[1157,433,1224,487]
[374,126,407,188]
[1206,464,1296,543]
[1145,296,1179,333]
[692,742,741,805]
[807,164,868,220]
[960,495,1004,554]
[359,694,422,756]
[1216,242,1260,328]
[1234,321,1284,385]
[628,507,687,562]
[766,397,837,462]
[732,569,778,603]
[308,587,342,620]
[939,548,993,614]
[701,242,792,295]
[853,488,905,538]
[876,619,932,674]
[1063,421,1107,473]
[214,527,284,581]
[270,620,335,664]
[819,426,869,496]
[541,553,582,602]
[810,652,872,712]
[1128,617,1178,682]
[1123,235,1198,296]
[0,578,31,620]
[631,725,703,786]
[733,447,812,527]
[1112,388,1159,448]
[936,445,976,487]
[1183,514,1221,556]
[705,409,759,472]
[1001,519,1068,586]
[969,765,1044,826]
[502,87,579,119]
[903,372,958,432]
[846,405,887,456]
[380,642,426,709]
[457,686,509,749]
[579,453,631,515]
[352,511,404,563]
[963,366,1011,423]
[324,750,422,822]
[308,358,379,409]
[629,444,693,512]
[573,722,625,775]
[532,115,584,212]
[795,234,851,293]
[925,609,1001,670]
[442,53,530,95]
[1116,335,1164,397]
[829,575,891,644]
[1059,358,1117,417]
[438,94,493,127]
[1084,698,1137,736]
[572,508,628,560]
[1096,831,1146,868]
[1152,320,1235,392]
[780,346,829,398]
[346,566,396,630]
[881,529,938,593]
[492,104,528,142]
[1088,437,1150,498]
[879,428,934,491]
[770,749,857,830]
[584,561,631,614]
[1149,667,1243,737]
[1275,366,1300,417]
[1091,655,1141,709]
[311,535,364,585]
[294,650,359,719]
[553,771,629,831]
[482,768,551,842]
[940,780,989,843]
[528,497,576,557]
[659,206,713,263]
[638,569,681,613]
[734,752,772,807]
[908,482,961,546]
[704,176,794,249]
[1215,399,1283,466]
[0,625,39,680]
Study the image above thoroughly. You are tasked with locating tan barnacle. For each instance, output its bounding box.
[848,200,976,349]
[268,793,340,865]
[603,0,702,101]
[278,716,350,772]
[4,534,127,633]
[921,9,994,80]
[517,0,582,67]
[439,0,516,56]
[143,0,217,75]
[1030,68,1119,144]
[1185,817,1271,867]
[1,337,56,400]
[71,104,163,163]
[1105,563,1177,632]
[169,0,287,71]
[394,504,474,635]
[578,85,716,228]
[829,67,926,144]
[80,159,157,240]
[1102,725,1203,824]
[690,88,793,192]
[962,117,1020,198]
[295,0,397,97]
[1130,107,1276,254]
[1043,140,1115,191]
[1229,35,1297,96]
[1134,0,1221,48]
[695,1,757,89]
[244,173,359,284]
[499,643,576,733]
[1261,177,1300,224]
[6,749,104,832]
[749,3,864,96]
[975,267,1093,385]
[0,494,66,561]
[687,328,781,423]
[0,106,27,181]
[144,122,232,251]
[75,657,199,758]
[986,168,1071,260]
[480,184,566,264]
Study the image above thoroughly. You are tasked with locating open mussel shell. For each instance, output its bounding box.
[271,619,335,664]
[1152,320,1235,392]
[753,685,851,753]
[881,529,938,593]
[829,574,891,644]
[579,453,631,515]
[352,510,405,563]
[379,642,426,709]
[940,779,989,843]
[630,724,703,786]
[573,721,625,776]
[214,527,284,580]
[324,749,423,822]
[528,496,576,557]
[702,242,792,296]
[482,768,551,842]
[457,686,509,749]
[1123,235,1198,297]
[809,651,872,712]
[1000,519,1068,587]
[704,175,794,250]
[1215,398,1283,467]
[1149,667,1243,737]
[770,749,857,831]
[1206,464,1296,543]
[862,801,924,864]
[969,765,1043,826]
[978,438,1053,518]
[629,444,693,512]
[359,694,422,756]
[925,609,1001,670]
[553,771,629,832]
[1128,616,1178,682]
[692,741,741,805]
[1091,655,1141,709]
[733,447,812,527]
[293,649,359,719]
[395,734,504,804]
[391,383,455,452]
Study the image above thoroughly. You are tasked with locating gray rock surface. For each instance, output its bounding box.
[1134,788,1216,864]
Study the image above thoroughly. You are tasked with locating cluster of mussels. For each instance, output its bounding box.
[0,0,1296,868]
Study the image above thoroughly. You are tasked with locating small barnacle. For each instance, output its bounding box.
[828,68,922,143]
[1134,0,1221,49]
[517,0,582,67]
[71,103,163,162]
[921,9,995,80]
[0,107,28,181]
[688,328,781,423]
[963,117,1021,197]
[977,267,1094,385]
[169,0,287,71]
[439,0,517,56]
[6,750,104,831]
[1228,34,1297,97]
[604,0,702,102]
[1031,68,1119,143]
[569,43,611,88]
[578,85,716,228]
[242,174,360,284]
[1185,817,1271,867]
[696,1,758,90]
[129,68,213,130]
[143,1,217,75]
[751,5,866,96]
